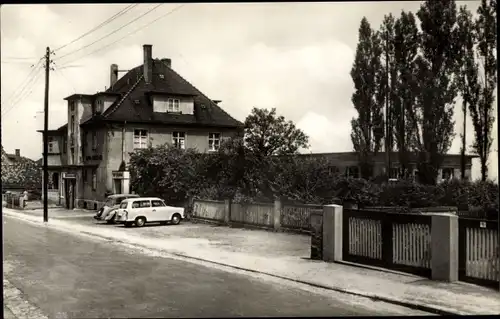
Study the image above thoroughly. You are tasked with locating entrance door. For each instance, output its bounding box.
[64,180,70,209]
[70,179,76,209]
[114,179,122,194]
[64,179,76,209]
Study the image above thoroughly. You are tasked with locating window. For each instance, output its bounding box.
[442,168,454,181]
[92,169,97,191]
[168,98,180,112]
[62,136,67,153]
[48,137,54,153]
[390,167,400,179]
[133,129,148,149]
[208,133,221,151]
[83,169,87,181]
[152,200,166,207]
[71,147,75,164]
[71,115,75,133]
[70,101,75,112]
[172,132,185,149]
[114,197,126,205]
[328,166,339,175]
[92,131,98,151]
[133,200,151,208]
[346,166,359,178]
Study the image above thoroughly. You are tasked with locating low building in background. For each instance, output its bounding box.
[297,151,478,182]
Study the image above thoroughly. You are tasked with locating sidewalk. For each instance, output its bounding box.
[4,208,500,315]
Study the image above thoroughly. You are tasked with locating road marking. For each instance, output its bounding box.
[3,278,48,319]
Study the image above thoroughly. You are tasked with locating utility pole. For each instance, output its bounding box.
[384,31,391,179]
[43,47,50,223]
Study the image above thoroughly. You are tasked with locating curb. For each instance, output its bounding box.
[4,211,464,316]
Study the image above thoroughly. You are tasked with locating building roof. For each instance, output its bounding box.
[82,59,243,129]
[36,123,68,135]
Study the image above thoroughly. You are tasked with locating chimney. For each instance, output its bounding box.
[15,149,20,157]
[161,58,171,68]
[143,44,153,84]
[110,64,118,88]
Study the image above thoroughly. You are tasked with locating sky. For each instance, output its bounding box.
[0,2,497,181]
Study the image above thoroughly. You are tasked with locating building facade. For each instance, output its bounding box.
[40,44,243,210]
[298,151,477,182]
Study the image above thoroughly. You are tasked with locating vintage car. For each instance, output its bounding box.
[115,197,184,227]
[94,194,140,223]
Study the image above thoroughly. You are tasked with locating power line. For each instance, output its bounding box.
[55,3,164,62]
[59,4,185,67]
[0,56,38,60]
[2,58,44,107]
[53,63,77,93]
[2,69,43,117]
[2,70,43,116]
[1,60,36,65]
[3,65,43,109]
[53,4,138,52]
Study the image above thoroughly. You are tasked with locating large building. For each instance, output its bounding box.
[39,44,243,210]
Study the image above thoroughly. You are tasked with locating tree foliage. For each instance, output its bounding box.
[393,11,420,177]
[412,0,459,184]
[244,107,309,157]
[455,5,481,179]
[128,144,208,206]
[473,0,497,181]
[1,148,41,190]
[350,17,385,178]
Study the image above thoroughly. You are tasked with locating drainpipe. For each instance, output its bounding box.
[121,121,126,165]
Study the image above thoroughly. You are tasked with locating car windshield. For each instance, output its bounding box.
[105,198,114,206]
[119,202,128,209]
[114,197,125,205]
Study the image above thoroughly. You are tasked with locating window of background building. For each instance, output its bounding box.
[442,168,454,181]
[208,133,221,151]
[346,166,359,178]
[92,169,97,190]
[172,132,185,149]
[133,129,148,149]
[48,137,54,153]
[92,131,98,151]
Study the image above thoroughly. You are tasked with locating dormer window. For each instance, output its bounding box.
[168,98,180,112]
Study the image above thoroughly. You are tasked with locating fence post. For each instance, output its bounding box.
[431,213,459,282]
[273,199,282,231]
[322,204,343,262]
[224,199,231,225]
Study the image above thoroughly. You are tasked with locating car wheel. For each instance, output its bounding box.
[171,213,181,225]
[106,213,117,224]
[135,216,146,227]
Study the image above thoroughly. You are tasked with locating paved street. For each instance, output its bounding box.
[3,215,431,318]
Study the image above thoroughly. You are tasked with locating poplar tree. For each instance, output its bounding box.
[455,6,480,180]
[473,0,497,181]
[350,17,385,179]
[412,0,459,184]
[393,11,420,178]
